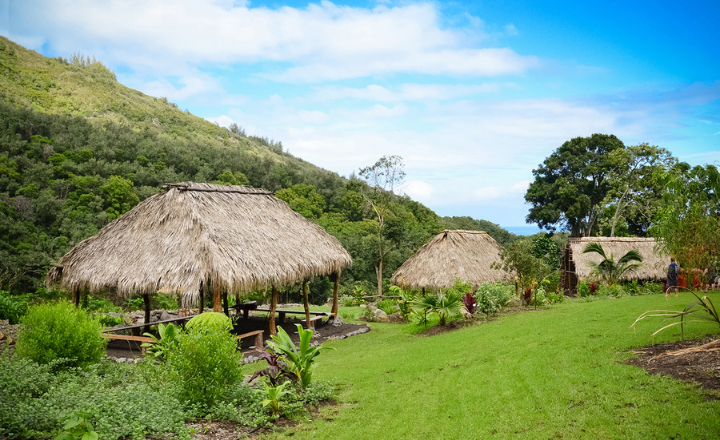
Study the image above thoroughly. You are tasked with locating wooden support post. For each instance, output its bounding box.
[213,283,222,313]
[331,270,341,319]
[269,285,278,336]
[143,293,151,334]
[199,287,204,313]
[72,288,80,307]
[222,292,229,316]
[302,280,311,329]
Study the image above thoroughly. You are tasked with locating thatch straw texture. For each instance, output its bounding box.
[391,230,508,290]
[47,183,352,305]
[567,237,667,281]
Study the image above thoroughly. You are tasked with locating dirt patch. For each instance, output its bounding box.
[625,335,720,394]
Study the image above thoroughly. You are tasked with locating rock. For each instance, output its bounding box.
[386,312,404,323]
[359,304,367,309]
[159,310,171,321]
[508,298,522,308]
[116,357,127,363]
[329,316,344,327]
[135,318,144,326]
[373,309,387,321]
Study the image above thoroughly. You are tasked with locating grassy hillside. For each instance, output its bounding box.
[0,36,327,179]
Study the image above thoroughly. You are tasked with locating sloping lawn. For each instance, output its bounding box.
[269,294,720,439]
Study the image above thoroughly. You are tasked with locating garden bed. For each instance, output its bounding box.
[626,335,720,394]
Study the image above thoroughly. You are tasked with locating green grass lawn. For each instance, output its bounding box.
[264,293,720,439]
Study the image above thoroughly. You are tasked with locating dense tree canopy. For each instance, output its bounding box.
[525,134,626,237]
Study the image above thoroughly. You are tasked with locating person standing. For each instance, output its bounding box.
[666,258,679,297]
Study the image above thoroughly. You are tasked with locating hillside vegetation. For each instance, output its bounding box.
[0,36,522,299]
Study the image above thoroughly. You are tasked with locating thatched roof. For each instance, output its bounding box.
[567,237,667,281]
[391,230,508,290]
[47,182,352,304]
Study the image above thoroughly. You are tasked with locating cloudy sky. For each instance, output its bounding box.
[2,0,719,232]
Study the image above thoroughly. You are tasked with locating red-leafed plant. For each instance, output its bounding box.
[523,288,533,305]
[462,292,476,315]
[589,282,600,294]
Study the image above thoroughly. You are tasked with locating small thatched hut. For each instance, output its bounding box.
[391,230,508,291]
[560,237,667,291]
[47,182,352,333]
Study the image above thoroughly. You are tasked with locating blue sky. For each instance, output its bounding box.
[2,0,719,231]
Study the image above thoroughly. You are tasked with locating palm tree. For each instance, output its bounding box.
[582,242,644,286]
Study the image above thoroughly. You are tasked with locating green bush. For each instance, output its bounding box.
[185,311,232,332]
[376,299,397,315]
[540,271,561,294]
[598,284,627,297]
[577,281,590,297]
[0,356,188,440]
[339,295,354,307]
[0,291,31,324]
[530,288,547,306]
[152,293,179,310]
[167,325,243,409]
[15,301,106,370]
[476,282,512,316]
[96,315,123,328]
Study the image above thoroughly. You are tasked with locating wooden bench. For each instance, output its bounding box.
[236,329,264,350]
[300,315,325,329]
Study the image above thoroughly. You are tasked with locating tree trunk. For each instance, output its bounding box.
[269,285,278,336]
[222,292,229,316]
[376,260,383,299]
[331,270,341,319]
[302,280,311,329]
[143,293,151,334]
[610,186,631,237]
[213,283,222,312]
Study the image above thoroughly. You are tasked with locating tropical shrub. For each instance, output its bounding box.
[96,315,123,328]
[250,350,298,386]
[259,381,293,415]
[530,288,547,306]
[0,291,30,324]
[81,295,122,313]
[545,291,564,304]
[339,295,355,307]
[462,292,477,315]
[589,282,600,294]
[266,324,333,388]
[167,325,243,408]
[185,311,232,332]
[152,293,179,311]
[598,284,626,297]
[15,301,106,370]
[142,323,180,360]
[377,299,397,315]
[476,282,512,310]
[582,242,643,285]
[577,281,590,298]
[410,291,463,326]
[540,271,561,294]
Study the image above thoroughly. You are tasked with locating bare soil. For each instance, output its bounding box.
[625,335,720,395]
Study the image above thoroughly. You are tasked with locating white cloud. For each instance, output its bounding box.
[315,83,500,102]
[9,0,538,81]
[140,73,223,102]
[402,180,434,200]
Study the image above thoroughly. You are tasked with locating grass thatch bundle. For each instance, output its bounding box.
[47,183,352,305]
[566,237,667,282]
[391,230,509,290]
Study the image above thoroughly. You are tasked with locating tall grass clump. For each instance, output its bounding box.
[15,301,106,370]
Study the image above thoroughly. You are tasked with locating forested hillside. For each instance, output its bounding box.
[0,36,523,301]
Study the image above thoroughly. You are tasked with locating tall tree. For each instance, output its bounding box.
[358,155,405,298]
[525,134,625,237]
[651,163,720,269]
[600,144,676,237]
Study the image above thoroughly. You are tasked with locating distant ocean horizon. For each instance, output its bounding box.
[503,225,545,236]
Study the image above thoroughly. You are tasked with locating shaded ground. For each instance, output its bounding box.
[626,335,720,394]
[106,312,369,360]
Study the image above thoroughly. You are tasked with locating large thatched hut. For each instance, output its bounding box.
[47,182,353,333]
[391,230,508,291]
[560,237,667,292]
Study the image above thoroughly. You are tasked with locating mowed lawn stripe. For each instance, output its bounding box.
[268,294,720,439]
